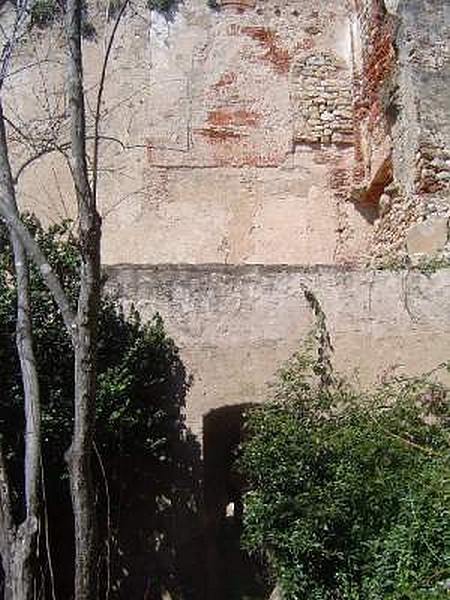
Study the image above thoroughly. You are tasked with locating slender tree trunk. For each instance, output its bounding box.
[0,102,41,600]
[0,0,126,594]
[66,0,101,597]
[0,441,14,600]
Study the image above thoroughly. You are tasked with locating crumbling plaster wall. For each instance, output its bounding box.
[353,0,450,261]
[4,0,449,264]
[3,0,450,441]
[7,0,375,265]
[107,265,450,438]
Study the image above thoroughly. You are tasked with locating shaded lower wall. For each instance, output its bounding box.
[106,264,450,440]
[105,263,450,598]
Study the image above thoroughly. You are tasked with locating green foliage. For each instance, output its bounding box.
[374,254,450,274]
[416,255,450,276]
[147,0,181,17]
[239,349,450,599]
[0,215,186,487]
[107,0,124,20]
[29,0,58,28]
[373,254,410,271]
[0,216,201,597]
[29,0,96,38]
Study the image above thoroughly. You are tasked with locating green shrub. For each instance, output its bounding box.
[0,216,196,595]
[239,349,450,599]
[0,215,187,499]
[30,0,58,28]
[148,0,180,17]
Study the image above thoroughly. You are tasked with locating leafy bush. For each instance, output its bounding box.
[0,217,185,470]
[29,0,58,28]
[0,217,201,596]
[29,0,96,37]
[0,217,198,595]
[147,0,181,17]
[239,347,450,599]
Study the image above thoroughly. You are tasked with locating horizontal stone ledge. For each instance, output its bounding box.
[104,262,450,276]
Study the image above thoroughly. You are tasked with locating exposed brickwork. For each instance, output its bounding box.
[352,0,395,190]
[361,0,450,263]
[239,26,291,74]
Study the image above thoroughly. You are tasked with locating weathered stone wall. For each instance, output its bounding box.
[2,0,450,436]
[5,0,449,265]
[3,5,450,593]
[106,264,450,438]
[5,0,374,265]
[3,0,450,266]
[353,0,450,262]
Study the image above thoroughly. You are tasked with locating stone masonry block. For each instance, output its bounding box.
[406,216,449,256]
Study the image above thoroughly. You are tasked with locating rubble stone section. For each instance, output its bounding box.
[291,51,353,147]
[355,0,450,263]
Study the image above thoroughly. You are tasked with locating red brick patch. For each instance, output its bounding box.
[207,108,260,127]
[196,127,243,142]
[227,25,291,74]
[211,72,237,90]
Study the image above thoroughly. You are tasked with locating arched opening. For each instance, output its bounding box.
[203,404,269,600]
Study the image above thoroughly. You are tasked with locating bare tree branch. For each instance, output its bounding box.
[0,0,29,90]
[92,0,130,201]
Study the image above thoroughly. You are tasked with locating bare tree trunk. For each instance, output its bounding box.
[0,102,41,600]
[0,441,14,600]
[0,0,128,595]
[66,0,101,597]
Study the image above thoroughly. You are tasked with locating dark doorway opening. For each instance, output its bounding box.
[203,404,269,600]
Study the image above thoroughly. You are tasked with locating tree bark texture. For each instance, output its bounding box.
[0,102,41,600]
[66,0,101,597]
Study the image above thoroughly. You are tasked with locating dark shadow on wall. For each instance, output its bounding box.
[98,344,205,600]
[108,411,205,599]
[39,315,204,600]
[203,404,270,600]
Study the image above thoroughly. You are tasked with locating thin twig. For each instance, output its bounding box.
[40,460,57,600]
[92,0,130,201]
[94,440,112,600]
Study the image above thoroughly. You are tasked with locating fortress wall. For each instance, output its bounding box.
[396,0,450,205]
[7,0,374,266]
[354,0,450,260]
[3,0,449,265]
[106,264,450,439]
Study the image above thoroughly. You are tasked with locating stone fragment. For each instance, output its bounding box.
[379,194,395,217]
[406,216,449,256]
